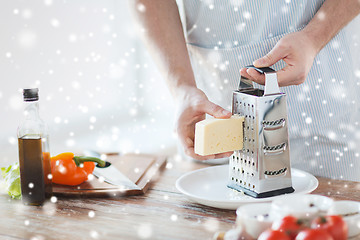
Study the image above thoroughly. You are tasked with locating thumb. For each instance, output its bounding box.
[253,42,288,67]
[202,100,231,119]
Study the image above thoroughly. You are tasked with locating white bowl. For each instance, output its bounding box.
[236,203,274,239]
[328,201,360,238]
[271,194,334,219]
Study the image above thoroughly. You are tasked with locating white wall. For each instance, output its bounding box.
[0,0,176,165]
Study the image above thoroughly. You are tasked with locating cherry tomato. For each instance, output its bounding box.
[272,215,305,239]
[311,215,348,240]
[258,229,291,240]
[295,229,334,240]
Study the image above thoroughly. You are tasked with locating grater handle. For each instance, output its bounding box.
[239,65,274,90]
[244,65,280,96]
[245,65,275,74]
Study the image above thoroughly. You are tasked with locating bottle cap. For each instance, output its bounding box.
[23,88,39,102]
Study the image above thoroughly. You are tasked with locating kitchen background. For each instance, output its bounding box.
[1,0,360,168]
[0,0,178,166]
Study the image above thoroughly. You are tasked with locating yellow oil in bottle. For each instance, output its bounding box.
[18,137,46,206]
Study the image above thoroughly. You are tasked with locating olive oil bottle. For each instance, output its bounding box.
[17,88,52,205]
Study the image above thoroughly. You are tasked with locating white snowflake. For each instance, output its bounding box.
[50,18,60,28]
[317,11,326,20]
[137,3,146,13]
[203,218,219,232]
[68,34,78,43]
[90,230,99,239]
[89,116,97,123]
[54,116,61,124]
[355,69,360,78]
[88,211,95,218]
[22,9,33,19]
[8,137,16,145]
[65,139,75,147]
[243,11,252,20]
[18,30,37,48]
[44,0,53,6]
[170,214,178,221]
[137,223,153,239]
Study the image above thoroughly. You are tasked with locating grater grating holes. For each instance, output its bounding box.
[263,143,286,151]
[264,167,287,176]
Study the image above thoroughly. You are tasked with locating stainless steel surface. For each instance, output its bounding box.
[228,70,293,196]
[83,150,141,190]
[92,166,141,190]
[238,75,254,90]
[263,72,280,95]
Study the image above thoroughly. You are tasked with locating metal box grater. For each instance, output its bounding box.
[227,65,295,198]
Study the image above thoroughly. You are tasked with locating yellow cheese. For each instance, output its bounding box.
[194,115,244,156]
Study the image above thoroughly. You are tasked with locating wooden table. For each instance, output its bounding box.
[0,156,359,240]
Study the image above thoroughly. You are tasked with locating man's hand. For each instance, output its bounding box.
[240,0,360,86]
[240,31,319,86]
[175,86,233,160]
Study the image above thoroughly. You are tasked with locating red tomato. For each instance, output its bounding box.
[311,215,348,240]
[272,215,305,239]
[258,229,291,240]
[295,229,334,240]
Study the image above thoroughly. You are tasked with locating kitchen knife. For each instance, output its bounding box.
[83,150,141,190]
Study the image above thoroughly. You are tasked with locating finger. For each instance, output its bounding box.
[201,101,232,119]
[276,66,292,87]
[193,151,233,161]
[253,42,288,67]
[184,137,193,147]
[276,65,307,87]
[247,68,265,85]
[184,146,217,161]
[214,151,233,159]
[240,68,254,80]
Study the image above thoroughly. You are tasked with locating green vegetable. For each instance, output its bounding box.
[1,162,21,199]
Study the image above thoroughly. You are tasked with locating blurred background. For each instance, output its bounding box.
[1,0,359,168]
[0,0,177,166]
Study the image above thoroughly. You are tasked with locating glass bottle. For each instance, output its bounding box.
[17,88,52,205]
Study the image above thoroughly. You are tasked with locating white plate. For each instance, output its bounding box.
[176,165,318,210]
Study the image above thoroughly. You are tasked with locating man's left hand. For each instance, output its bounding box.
[240,31,319,87]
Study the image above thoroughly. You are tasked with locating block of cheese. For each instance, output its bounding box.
[194,115,244,156]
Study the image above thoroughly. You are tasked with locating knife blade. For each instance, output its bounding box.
[83,150,141,190]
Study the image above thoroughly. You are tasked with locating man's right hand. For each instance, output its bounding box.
[175,86,233,161]
[130,1,233,161]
